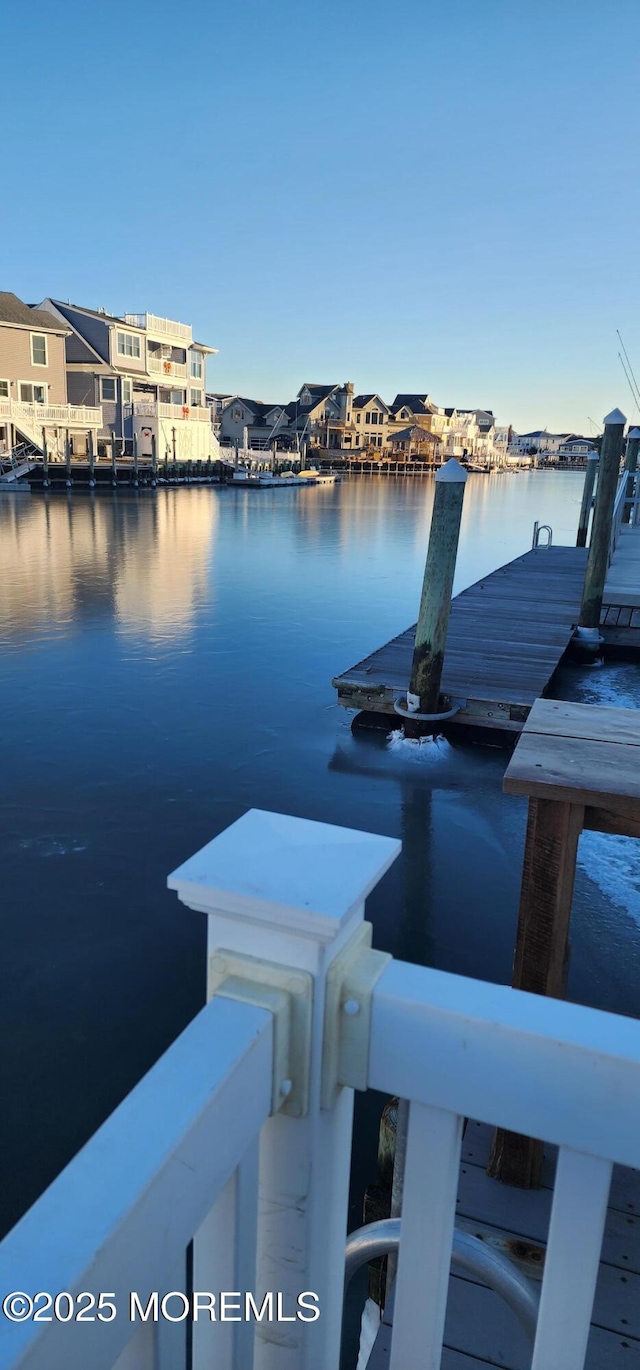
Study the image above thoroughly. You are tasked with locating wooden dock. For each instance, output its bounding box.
[333,546,590,733]
[367,1121,640,1368]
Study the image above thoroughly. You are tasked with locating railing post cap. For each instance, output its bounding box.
[168,809,401,941]
[603,408,626,426]
[627,427,640,440]
[435,457,468,483]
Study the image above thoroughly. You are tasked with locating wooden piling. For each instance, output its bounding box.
[133,432,139,480]
[65,429,71,480]
[407,458,467,715]
[623,426,640,524]
[41,427,48,480]
[575,452,598,547]
[151,433,157,478]
[579,408,626,628]
[111,434,117,482]
[88,430,95,481]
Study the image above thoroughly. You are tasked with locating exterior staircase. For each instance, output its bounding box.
[0,442,39,484]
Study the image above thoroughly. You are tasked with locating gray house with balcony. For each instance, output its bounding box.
[39,300,218,460]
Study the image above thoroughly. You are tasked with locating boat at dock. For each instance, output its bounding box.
[231,467,340,487]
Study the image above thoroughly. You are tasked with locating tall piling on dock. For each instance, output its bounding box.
[623,426,640,524]
[576,451,598,547]
[579,408,626,630]
[405,458,467,723]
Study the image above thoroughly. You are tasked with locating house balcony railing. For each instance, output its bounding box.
[124,402,210,423]
[147,356,188,379]
[124,313,192,344]
[0,399,102,428]
[2,808,639,1370]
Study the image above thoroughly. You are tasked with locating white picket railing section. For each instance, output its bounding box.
[2,808,640,1370]
[609,467,639,561]
[124,314,192,344]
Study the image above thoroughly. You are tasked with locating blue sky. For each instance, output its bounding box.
[3,0,640,433]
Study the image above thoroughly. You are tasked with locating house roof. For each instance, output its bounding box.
[49,298,141,329]
[0,292,70,334]
[391,426,440,443]
[298,383,338,402]
[389,394,432,415]
[353,393,389,411]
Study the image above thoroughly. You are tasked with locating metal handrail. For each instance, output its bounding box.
[345,1217,539,1343]
[532,522,553,548]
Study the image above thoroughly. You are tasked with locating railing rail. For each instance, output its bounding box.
[123,402,210,423]
[0,995,273,1370]
[0,400,101,427]
[2,810,640,1370]
[148,356,188,379]
[124,313,192,343]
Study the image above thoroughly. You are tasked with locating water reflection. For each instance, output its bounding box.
[0,491,218,643]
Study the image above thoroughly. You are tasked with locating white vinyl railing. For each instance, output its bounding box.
[124,314,192,344]
[123,402,210,424]
[0,400,101,428]
[148,356,188,379]
[2,809,640,1370]
[609,467,639,561]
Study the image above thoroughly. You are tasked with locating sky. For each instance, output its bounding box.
[3,0,640,434]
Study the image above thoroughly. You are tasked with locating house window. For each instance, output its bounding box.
[232,407,243,421]
[121,379,132,405]
[101,377,116,401]
[19,382,47,404]
[190,389,203,408]
[117,331,141,359]
[190,353,203,379]
[0,380,9,399]
[356,413,361,423]
[31,334,48,366]
[171,389,184,406]
[366,412,372,424]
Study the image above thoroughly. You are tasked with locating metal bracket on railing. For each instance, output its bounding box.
[321,922,391,1110]
[209,950,312,1118]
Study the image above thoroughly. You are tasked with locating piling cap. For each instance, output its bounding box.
[603,408,626,426]
[436,457,468,483]
[628,427,640,440]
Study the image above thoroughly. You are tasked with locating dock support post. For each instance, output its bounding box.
[65,428,71,481]
[623,425,640,524]
[133,431,139,481]
[88,429,95,482]
[406,458,467,719]
[41,427,48,482]
[111,433,117,484]
[488,796,584,1187]
[151,432,157,478]
[579,408,626,628]
[575,451,598,547]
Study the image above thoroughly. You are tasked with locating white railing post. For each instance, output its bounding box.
[168,809,400,1370]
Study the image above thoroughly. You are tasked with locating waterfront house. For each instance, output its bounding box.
[218,397,290,452]
[39,300,218,462]
[557,434,598,464]
[350,393,390,451]
[288,382,355,451]
[0,292,101,460]
[509,429,572,458]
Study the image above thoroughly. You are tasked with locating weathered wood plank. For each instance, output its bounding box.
[503,733,640,813]
[521,700,640,747]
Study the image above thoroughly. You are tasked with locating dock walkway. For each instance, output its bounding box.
[333,546,589,733]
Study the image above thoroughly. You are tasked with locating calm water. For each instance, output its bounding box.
[2,474,640,1295]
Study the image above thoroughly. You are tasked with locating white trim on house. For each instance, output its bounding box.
[30,333,48,367]
[18,380,48,404]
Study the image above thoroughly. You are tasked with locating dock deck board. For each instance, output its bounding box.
[333,546,589,729]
